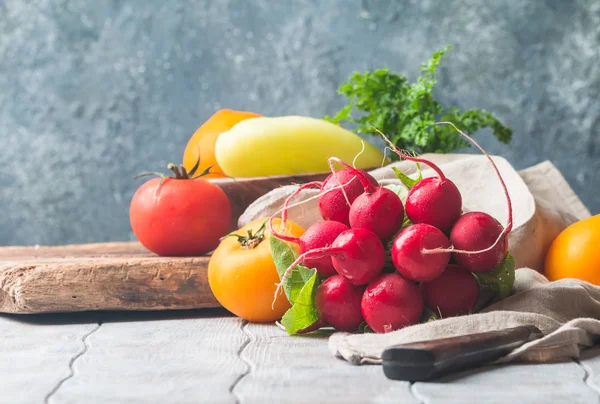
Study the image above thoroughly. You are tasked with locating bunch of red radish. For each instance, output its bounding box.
[270,123,513,334]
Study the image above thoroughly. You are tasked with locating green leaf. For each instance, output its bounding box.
[415,163,423,182]
[325,46,512,155]
[420,307,440,323]
[323,103,353,125]
[384,183,409,204]
[270,235,315,304]
[475,252,516,301]
[280,270,320,335]
[358,322,374,333]
[383,184,412,232]
[390,163,422,189]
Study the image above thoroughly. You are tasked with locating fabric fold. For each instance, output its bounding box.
[329,269,600,365]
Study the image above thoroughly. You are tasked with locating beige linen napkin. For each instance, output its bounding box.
[240,154,597,364]
[329,268,600,365]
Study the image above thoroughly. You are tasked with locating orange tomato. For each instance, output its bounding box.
[545,214,600,286]
[183,109,261,179]
[208,218,305,322]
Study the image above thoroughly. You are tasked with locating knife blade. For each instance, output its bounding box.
[382,325,544,382]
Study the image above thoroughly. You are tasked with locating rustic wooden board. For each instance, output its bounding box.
[0,171,334,315]
[0,242,220,314]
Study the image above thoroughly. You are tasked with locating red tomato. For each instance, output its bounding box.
[130,177,231,256]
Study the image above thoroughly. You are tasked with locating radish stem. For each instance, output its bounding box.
[328,158,352,206]
[269,181,323,243]
[329,157,377,193]
[420,121,513,256]
[436,121,513,233]
[373,126,447,180]
[268,176,358,243]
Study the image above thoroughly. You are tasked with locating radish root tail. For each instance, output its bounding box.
[329,157,376,193]
[381,147,392,168]
[269,175,359,242]
[371,126,447,180]
[269,181,323,244]
[328,158,351,206]
[281,181,323,225]
[436,121,513,233]
[352,140,366,168]
[421,121,513,256]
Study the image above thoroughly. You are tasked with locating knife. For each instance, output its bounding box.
[382,325,544,382]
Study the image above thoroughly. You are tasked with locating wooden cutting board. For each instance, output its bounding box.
[0,242,218,314]
[0,172,331,314]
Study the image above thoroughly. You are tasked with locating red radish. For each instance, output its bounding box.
[298,221,349,277]
[376,124,513,268]
[331,228,385,285]
[328,157,404,240]
[319,169,378,225]
[420,264,479,317]
[392,224,451,282]
[361,273,423,333]
[449,212,507,272]
[268,181,353,277]
[349,188,404,241]
[375,128,462,232]
[405,177,462,232]
[274,228,385,299]
[269,175,361,236]
[416,122,514,271]
[299,275,364,333]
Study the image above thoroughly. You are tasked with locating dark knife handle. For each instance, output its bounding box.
[382,325,543,382]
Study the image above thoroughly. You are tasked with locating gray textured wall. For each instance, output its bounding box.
[1,0,599,246]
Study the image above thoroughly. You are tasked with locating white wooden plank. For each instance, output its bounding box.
[0,313,99,404]
[412,360,600,404]
[2,310,598,404]
[236,323,420,404]
[51,311,246,404]
[580,346,600,396]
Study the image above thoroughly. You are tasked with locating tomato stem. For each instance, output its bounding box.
[133,171,168,181]
[168,163,190,179]
[134,154,214,184]
[133,157,214,197]
[221,220,268,250]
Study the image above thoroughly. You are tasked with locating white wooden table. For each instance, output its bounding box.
[2,309,599,404]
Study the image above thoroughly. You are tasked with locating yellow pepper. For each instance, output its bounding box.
[214,116,385,177]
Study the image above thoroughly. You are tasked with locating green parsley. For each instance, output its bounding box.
[325,46,512,156]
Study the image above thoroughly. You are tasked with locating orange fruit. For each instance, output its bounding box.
[544,214,600,285]
[182,109,261,179]
[208,218,305,322]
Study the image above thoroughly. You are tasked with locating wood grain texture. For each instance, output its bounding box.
[412,359,600,404]
[580,347,600,396]
[50,314,245,404]
[211,172,330,229]
[0,314,99,404]
[0,242,220,314]
[1,315,599,403]
[236,323,420,404]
